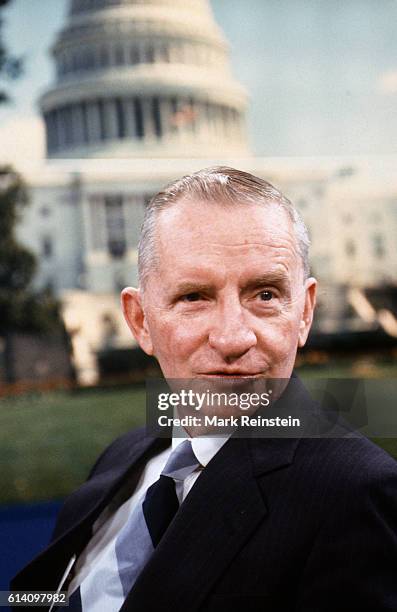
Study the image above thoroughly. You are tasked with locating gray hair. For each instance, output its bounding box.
[138,166,310,289]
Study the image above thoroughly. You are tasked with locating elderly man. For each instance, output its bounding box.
[12,167,397,611]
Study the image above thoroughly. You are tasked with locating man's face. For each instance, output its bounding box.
[123,199,316,381]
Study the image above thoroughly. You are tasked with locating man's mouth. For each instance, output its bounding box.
[198,371,265,378]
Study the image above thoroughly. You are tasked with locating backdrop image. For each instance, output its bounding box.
[0,0,396,602]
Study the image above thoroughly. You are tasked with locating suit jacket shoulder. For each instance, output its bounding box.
[51,427,165,542]
[87,426,149,478]
[289,436,397,611]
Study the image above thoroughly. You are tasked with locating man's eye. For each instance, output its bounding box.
[181,292,202,302]
[259,290,273,301]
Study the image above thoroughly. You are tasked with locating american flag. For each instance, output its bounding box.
[170,105,197,127]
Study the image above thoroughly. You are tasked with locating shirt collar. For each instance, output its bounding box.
[171,430,229,468]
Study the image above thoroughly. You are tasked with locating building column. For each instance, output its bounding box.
[124,194,146,250]
[153,41,163,63]
[81,194,94,266]
[213,105,222,141]
[88,196,107,252]
[205,101,215,143]
[220,106,229,138]
[45,114,52,152]
[159,97,170,140]
[226,107,235,141]
[108,43,115,68]
[51,112,58,152]
[87,101,101,143]
[129,44,139,65]
[197,100,209,142]
[169,42,180,63]
[213,106,221,141]
[141,97,155,140]
[52,110,62,151]
[174,97,187,143]
[98,99,106,140]
[122,99,135,138]
[57,108,68,150]
[65,106,75,147]
[72,104,85,146]
[138,40,146,63]
[45,112,56,153]
[104,99,118,140]
[233,109,243,142]
[168,97,178,139]
[188,97,197,135]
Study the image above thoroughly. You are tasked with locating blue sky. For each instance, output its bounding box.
[1,0,397,159]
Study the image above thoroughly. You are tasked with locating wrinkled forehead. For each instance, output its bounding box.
[147,198,304,287]
[156,196,297,251]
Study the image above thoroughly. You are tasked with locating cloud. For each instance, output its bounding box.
[378,70,397,94]
[0,114,45,166]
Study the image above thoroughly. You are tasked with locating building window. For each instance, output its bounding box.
[100,46,110,67]
[105,196,126,258]
[130,46,140,65]
[42,236,53,259]
[115,98,126,138]
[159,43,169,62]
[345,239,356,258]
[170,97,178,132]
[115,45,124,65]
[372,234,385,259]
[337,166,355,178]
[40,206,51,217]
[146,44,155,63]
[134,98,144,139]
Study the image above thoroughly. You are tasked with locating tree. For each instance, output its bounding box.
[0,166,61,337]
[0,167,65,384]
[0,0,23,103]
[0,4,66,383]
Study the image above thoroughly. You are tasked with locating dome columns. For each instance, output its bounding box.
[44,93,246,157]
[42,0,249,158]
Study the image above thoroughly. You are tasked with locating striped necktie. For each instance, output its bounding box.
[67,440,200,612]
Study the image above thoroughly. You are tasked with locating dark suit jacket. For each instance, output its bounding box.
[11,379,397,612]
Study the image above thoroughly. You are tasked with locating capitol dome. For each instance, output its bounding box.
[40,0,249,158]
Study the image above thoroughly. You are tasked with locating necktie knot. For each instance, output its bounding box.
[161,439,200,481]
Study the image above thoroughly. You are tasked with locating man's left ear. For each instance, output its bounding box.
[121,287,154,355]
[298,277,317,348]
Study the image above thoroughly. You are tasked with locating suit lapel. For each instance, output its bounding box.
[11,432,168,593]
[13,374,310,604]
[121,435,300,612]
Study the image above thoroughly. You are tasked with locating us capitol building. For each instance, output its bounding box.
[16,0,397,383]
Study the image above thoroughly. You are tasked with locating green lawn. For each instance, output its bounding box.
[371,438,397,460]
[0,381,396,505]
[0,386,146,504]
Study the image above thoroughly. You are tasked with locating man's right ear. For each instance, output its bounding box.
[121,287,154,355]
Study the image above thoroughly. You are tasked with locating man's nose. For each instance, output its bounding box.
[208,298,257,361]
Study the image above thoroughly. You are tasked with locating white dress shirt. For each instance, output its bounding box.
[67,433,229,596]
